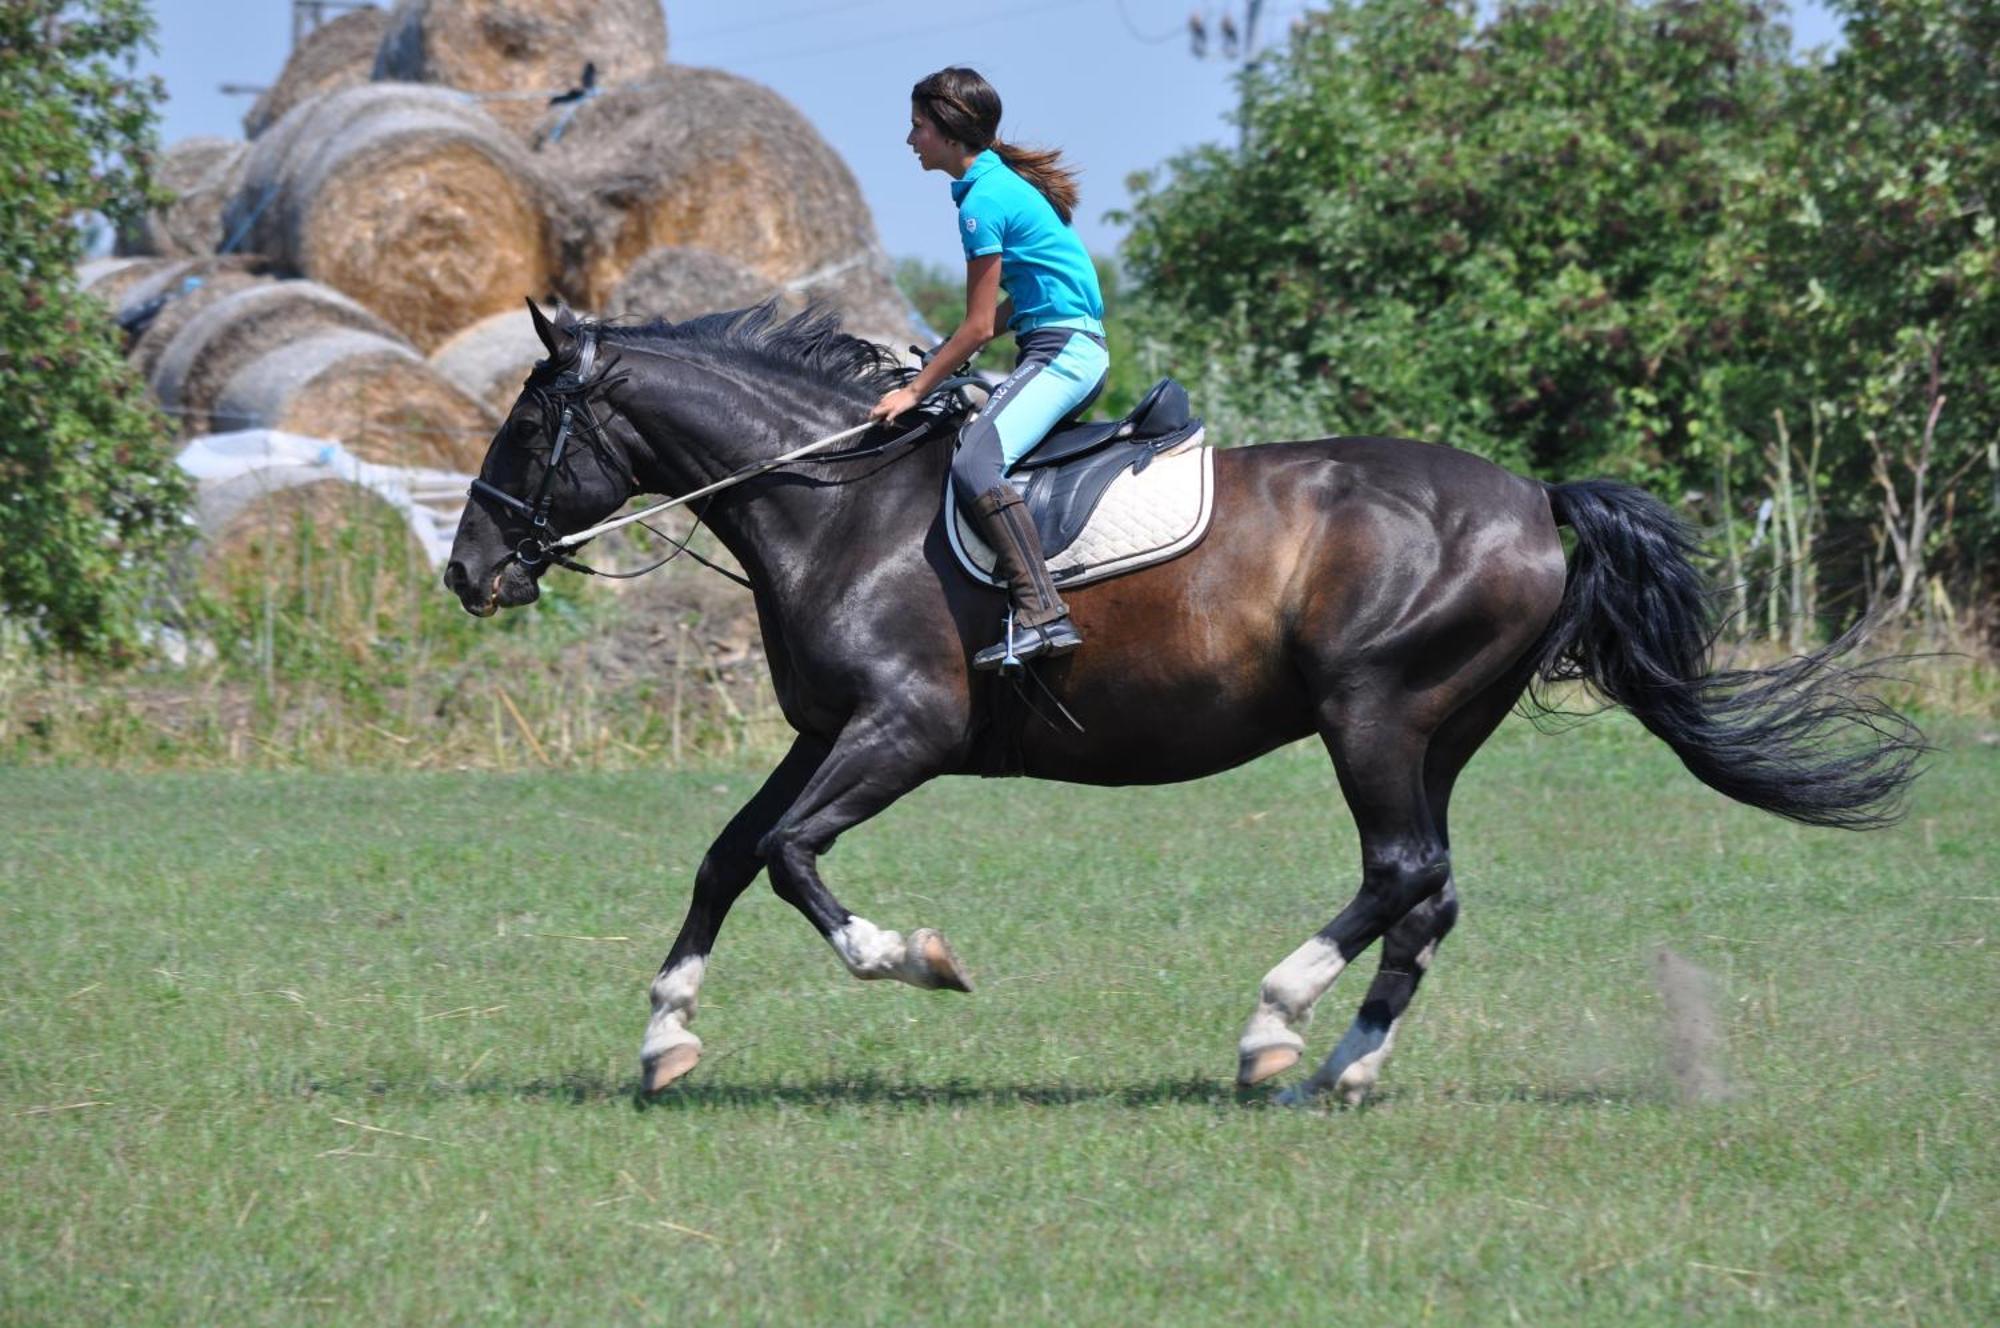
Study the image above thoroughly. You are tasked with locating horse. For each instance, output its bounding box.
[444,301,1922,1104]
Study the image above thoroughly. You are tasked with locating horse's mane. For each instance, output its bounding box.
[571,301,912,398]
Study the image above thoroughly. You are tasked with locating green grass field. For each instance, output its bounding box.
[4,715,1993,1325]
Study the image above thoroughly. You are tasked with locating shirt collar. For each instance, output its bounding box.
[949,148,1001,203]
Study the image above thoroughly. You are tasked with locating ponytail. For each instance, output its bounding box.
[913,66,1082,225]
[991,139,1080,225]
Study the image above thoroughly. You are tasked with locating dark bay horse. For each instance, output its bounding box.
[445,302,1921,1104]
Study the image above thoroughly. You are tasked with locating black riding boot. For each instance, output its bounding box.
[969,485,1083,670]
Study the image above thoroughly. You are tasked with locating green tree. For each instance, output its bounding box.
[1118,0,1795,482]
[1740,0,1997,618]
[1116,0,1997,625]
[0,0,188,657]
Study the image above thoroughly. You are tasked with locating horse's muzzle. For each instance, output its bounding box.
[444,559,538,616]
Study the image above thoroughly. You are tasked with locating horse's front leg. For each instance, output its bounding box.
[641,736,829,1093]
[758,710,974,994]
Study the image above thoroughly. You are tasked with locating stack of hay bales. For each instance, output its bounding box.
[86,0,922,581]
[242,6,393,138]
[197,477,426,597]
[126,265,278,383]
[150,280,495,470]
[603,246,784,324]
[428,308,549,418]
[120,138,247,257]
[221,83,557,350]
[539,66,914,348]
[375,0,670,142]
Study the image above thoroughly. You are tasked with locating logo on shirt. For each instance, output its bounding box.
[965,217,979,233]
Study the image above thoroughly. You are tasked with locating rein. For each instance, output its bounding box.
[466,326,973,587]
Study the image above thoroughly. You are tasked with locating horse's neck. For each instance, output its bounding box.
[636,379,945,603]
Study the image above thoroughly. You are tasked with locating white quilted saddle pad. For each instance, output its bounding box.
[948,435,1215,590]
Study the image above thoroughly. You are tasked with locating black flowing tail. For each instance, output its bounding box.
[1531,480,1924,830]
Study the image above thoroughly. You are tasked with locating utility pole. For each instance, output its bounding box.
[224,1,374,101]
[1186,2,1271,148]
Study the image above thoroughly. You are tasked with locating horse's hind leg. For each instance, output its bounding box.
[642,736,829,1092]
[1237,717,1448,1086]
[1280,663,1531,1105]
[1278,885,1458,1106]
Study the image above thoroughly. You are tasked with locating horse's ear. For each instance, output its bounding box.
[526,298,569,357]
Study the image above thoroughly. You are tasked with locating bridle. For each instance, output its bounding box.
[465,326,978,587]
[466,328,619,576]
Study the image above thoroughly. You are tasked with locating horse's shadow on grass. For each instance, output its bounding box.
[300,1070,1664,1111]
[442,1074,1663,1112]
[630,1073,1243,1112]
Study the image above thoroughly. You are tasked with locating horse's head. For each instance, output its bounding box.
[444,301,638,616]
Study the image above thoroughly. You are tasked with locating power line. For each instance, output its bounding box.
[1116,0,1184,45]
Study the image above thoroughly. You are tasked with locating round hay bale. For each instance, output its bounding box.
[127,271,276,385]
[213,326,498,470]
[106,256,274,362]
[243,6,392,138]
[373,0,669,141]
[195,475,427,599]
[150,279,400,435]
[119,137,247,257]
[221,83,556,350]
[604,246,782,323]
[78,256,147,292]
[107,255,270,324]
[77,256,180,308]
[428,308,550,417]
[782,255,923,356]
[541,67,892,311]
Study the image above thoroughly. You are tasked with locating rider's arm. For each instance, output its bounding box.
[904,254,1002,400]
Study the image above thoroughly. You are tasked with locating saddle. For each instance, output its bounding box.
[947,377,1215,590]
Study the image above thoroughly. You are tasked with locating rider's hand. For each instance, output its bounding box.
[869,386,921,424]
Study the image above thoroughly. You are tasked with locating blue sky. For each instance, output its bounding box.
[136,1,1847,272]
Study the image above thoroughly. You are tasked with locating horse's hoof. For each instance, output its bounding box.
[911,928,974,993]
[641,1043,701,1094]
[1237,1044,1301,1087]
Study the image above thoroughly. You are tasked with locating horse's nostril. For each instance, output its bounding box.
[444,561,469,594]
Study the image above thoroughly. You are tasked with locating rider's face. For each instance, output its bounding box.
[907,104,955,173]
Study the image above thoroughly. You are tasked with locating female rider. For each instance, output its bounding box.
[869,66,1107,670]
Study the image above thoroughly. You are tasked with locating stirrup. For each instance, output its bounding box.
[973,610,1082,673]
[999,608,1024,675]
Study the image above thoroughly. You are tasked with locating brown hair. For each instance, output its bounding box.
[911,66,1080,225]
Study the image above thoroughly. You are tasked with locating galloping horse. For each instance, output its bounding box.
[445,302,1921,1104]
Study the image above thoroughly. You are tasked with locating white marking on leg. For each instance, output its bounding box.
[1239,935,1346,1061]
[641,955,706,1064]
[1277,1018,1400,1108]
[1280,936,1438,1106]
[829,916,912,981]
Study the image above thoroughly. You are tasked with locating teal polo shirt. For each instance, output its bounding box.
[950,149,1105,337]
